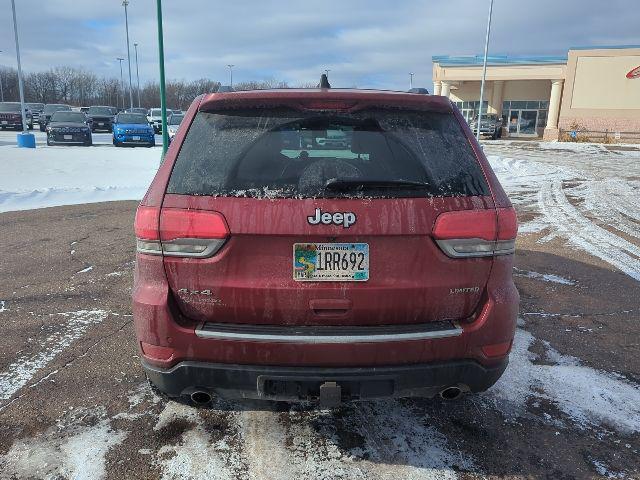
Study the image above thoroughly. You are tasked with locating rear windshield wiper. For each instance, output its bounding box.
[324,179,430,191]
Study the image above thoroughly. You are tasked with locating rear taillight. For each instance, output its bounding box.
[432,208,517,258]
[134,206,229,258]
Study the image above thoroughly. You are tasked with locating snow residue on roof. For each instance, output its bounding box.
[0,310,108,403]
[0,407,126,480]
[513,268,575,285]
[0,144,160,213]
[488,328,640,434]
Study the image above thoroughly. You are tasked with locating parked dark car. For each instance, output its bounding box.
[0,102,33,130]
[87,106,116,132]
[134,86,519,408]
[39,104,71,131]
[112,112,155,147]
[470,113,502,140]
[27,103,45,123]
[408,87,430,94]
[46,111,92,146]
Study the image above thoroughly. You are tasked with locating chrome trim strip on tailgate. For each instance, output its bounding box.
[195,321,463,343]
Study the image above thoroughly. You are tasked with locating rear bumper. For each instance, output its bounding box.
[143,358,508,402]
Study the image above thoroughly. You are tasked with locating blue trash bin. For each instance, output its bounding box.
[17,132,36,148]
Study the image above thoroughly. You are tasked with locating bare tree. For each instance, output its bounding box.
[0,63,291,108]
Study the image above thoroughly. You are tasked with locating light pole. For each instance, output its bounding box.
[227,64,234,87]
[409,72,414,90]
[477,0,494,143]
[324,69,330,79]
[10,0,33,147]
[134,43,141,107]
[0,50,4,102]
[116,57,125,109]
[156,0,169,154]
[122,0,134,109]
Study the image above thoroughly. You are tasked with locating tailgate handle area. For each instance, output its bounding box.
[309,299,352,317]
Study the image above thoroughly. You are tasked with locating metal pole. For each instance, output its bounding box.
[477,0,494,143]
[123,0,134,109]
[409,73,414,90]
[324,69,330,79]
[227,64,234,87]
[156,0,169,154]
[10,0,27,132]
[134,43,141,107]
[117,57,125,109]
[0,50,4,102]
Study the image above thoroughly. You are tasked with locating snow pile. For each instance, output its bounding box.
[489,329,640,434]
[0,145,160,213]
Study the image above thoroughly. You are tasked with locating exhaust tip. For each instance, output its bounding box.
[439,386,463,401]
[190,390,212,405]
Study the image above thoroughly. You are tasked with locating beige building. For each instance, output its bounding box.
[432,46,640,140]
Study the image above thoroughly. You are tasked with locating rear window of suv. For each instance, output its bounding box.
[167,108,489,198]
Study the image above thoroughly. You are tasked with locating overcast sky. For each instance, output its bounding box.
[0,0,636,90]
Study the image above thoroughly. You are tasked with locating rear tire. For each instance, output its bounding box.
[46,137,52,146]
[84,139,93,147]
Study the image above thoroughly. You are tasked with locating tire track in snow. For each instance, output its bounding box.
[538,181,640,281]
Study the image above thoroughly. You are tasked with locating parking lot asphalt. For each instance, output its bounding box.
[0,142,639,479]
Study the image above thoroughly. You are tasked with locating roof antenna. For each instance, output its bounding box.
[319,73,331,89]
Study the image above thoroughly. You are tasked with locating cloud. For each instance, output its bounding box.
[0,0,636,90]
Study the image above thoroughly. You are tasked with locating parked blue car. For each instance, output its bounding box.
[112,113,155,147]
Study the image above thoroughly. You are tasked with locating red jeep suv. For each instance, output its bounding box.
[133,85,518,407]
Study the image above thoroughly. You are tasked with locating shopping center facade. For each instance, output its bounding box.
[432,45,640,140]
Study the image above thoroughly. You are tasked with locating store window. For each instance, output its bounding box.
[453,101,488,123]
[501,100,549,135]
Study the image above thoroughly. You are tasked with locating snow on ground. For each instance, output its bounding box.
[488,328,640,434]
[3,320,639,479]
[0,310,109,403]
[0,139,160,213]
[0,406,127,480]
[485,142,640,282]
[513,267,575,285]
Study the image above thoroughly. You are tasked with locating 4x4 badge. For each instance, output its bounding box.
[307,208,356,228]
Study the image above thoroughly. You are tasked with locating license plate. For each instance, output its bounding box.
[64,135,73,140]
[132,136,141,141]
[98,123,104,126]
[293,243,369,281]
[1,121,7,125]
